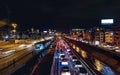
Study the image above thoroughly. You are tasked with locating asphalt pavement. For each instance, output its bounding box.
[31,42,56,75]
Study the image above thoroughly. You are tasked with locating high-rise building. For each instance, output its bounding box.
[114,30,120,46]
[91,27,105,45]
[105,31,114,44]
[70,29,84,40]
[82,30,91,40]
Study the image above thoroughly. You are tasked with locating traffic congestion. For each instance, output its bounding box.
[51,37,89,75]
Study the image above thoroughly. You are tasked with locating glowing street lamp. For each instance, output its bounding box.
[11,23,17,45]
[12,23,17,29]
[12,29,16,33]
[31,28,34,33]
[12,23,17,35]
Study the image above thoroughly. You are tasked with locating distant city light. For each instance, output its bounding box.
[110,32,113,35]
[3,35,9,39]
[43,31,47,33]
[101,19,114,24]
[49,31,52,34]
[95,41,100,45]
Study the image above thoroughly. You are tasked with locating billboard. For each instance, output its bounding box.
[101,19,114,24]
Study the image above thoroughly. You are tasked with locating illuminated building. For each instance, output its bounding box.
[105,31,114,44]
[82,30,91,41]
[70,29,84,39]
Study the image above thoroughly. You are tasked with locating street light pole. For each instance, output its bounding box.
[31,28,34,39]
[12,23,17,45]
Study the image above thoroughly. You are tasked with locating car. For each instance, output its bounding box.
[66,49,71,52]
[61,66,71,75]
[78,67,88,75]
[74,60,83,68]
[59,53,65,56]
[61,58,68,61]
[68,52,74,57]
[60,54,66,60]
[67,51,74,56]
[71,56,77,62]
[3,50,15,55]
[61,58,69,66]
[67,51,72,53]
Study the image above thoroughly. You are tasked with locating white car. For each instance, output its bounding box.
[61,58,69,66]
[61,66,71,75]
[60,54,66,60]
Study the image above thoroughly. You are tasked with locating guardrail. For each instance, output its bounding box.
[71,47,98,75]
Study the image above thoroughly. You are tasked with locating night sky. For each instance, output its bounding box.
[0,0,120,31]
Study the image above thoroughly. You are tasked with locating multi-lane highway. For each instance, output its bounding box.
[51,38,93,75]
[21,36,119,75]
[31,38,56,75]
[0,39,46,75]
[0,44,35,75]
[0,36,119,75]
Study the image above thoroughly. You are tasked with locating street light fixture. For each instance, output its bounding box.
[12,23,17,29]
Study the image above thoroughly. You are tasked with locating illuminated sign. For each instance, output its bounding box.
[101,19,114,24]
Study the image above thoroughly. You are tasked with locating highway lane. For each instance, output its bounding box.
[9,38,55,75]
[0,40,36,58]
[31,40,56,75]
[0,45,34,75]
[0,38,54,75]
[51,38,91,75]
[1,52,33,75]
[0,39,39,51]
[0,44,19,51]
